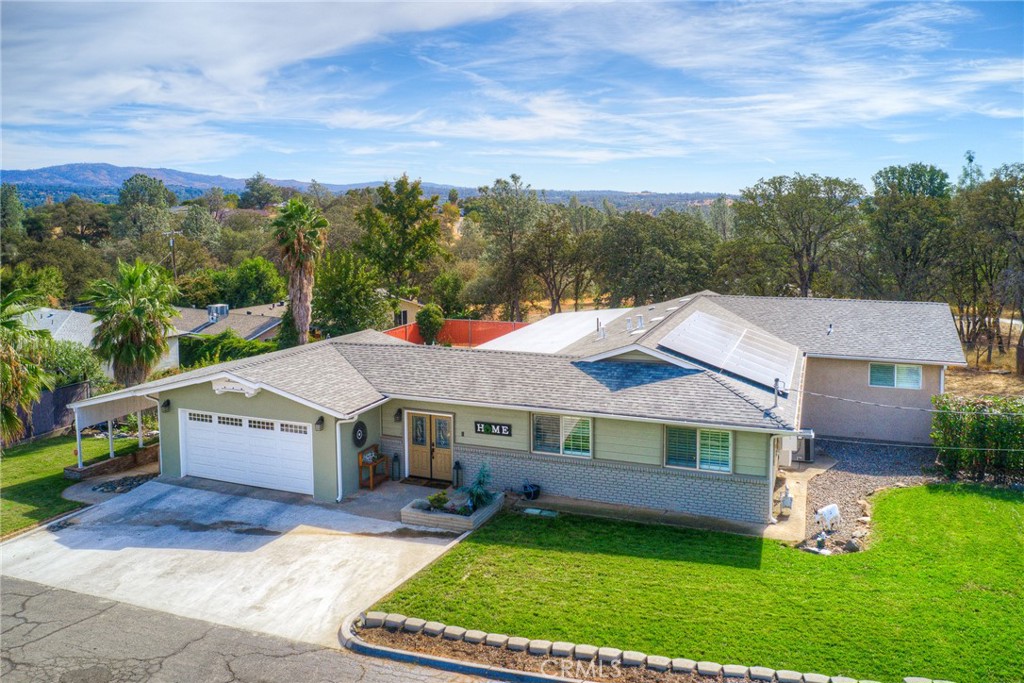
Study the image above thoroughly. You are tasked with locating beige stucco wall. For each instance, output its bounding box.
[800,357,941,444]
[158,382,340,501]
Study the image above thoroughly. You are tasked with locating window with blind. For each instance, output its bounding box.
[532,413,592,457]
[665,427,732,473]
[869,363,922,389]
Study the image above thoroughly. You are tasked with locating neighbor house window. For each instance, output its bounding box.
[869,363,922,389]
[665,427,732,473]
[532,414,591,457]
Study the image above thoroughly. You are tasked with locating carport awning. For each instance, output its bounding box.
[72,393,159,428]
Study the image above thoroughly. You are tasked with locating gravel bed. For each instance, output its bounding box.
[803,439,940,547]
[91,473,158,494]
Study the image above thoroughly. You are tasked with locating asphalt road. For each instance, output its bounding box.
[1,576,477,683]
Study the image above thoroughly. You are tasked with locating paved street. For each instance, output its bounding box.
[1,577,477,683]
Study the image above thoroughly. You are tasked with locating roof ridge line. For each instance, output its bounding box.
[717,294,950,306]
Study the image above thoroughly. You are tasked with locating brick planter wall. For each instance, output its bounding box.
[63,443,159,481]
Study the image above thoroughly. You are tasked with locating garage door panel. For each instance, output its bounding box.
[182,410,314,495]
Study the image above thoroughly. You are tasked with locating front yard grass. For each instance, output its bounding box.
[375,484,1023,683]
[0,434,151,536]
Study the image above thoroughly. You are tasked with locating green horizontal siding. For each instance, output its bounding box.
[593,418,662,465]
[734,431,770,477]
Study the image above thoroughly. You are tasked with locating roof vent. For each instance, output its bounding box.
[827,323,833,336]
[636,314,644,330]
[597,324,607,340]
[625,317,634,332]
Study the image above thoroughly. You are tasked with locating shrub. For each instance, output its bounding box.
[180,330,275,368]
[426,490,449,510]
[931,394,1024,482]
[459,462,495,510]
[416,303,444,345]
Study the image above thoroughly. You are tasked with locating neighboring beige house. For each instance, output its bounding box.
[172,303,284,342]
[23,307,181,377]
[68,292,965,527]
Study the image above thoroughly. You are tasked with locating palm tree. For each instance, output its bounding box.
[87,260,179,386]
[0,289,55,443]
[272,197,328,345]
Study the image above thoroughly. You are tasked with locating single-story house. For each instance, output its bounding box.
[173,303,284,342]
[68,293,965,525]
[24,307,181,378]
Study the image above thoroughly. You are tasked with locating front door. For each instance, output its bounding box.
[407,413,453,481]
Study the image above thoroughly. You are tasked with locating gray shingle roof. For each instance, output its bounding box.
[22,308,97,346]
[80,329,796,431]
[709,295,965,365]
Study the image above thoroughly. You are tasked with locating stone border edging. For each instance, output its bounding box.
[349,613,955,683]
[339,611,579,683]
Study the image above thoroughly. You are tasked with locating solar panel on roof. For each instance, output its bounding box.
[659,311,799,390]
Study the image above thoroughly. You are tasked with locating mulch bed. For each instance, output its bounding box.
[358,627,742,682]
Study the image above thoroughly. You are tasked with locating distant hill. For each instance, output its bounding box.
[1,163,733,211]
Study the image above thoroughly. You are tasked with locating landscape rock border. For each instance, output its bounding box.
[354,611,954,683]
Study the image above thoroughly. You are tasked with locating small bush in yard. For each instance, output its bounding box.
[426,490,449,510]
[931,394,1024,481]
[459,463,495,510]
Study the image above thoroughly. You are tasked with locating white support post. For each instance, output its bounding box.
[75,409,84,468]
[108,419,115,459]
[137,410,144,448]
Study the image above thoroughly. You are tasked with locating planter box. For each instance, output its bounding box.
[401,492,504,532]
[64,444,159,481]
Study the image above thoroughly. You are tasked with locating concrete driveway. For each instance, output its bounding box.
[0,480,459,648]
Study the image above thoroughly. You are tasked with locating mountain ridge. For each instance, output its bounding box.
[1,163,733,211]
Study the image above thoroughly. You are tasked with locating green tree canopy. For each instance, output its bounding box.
[311,250,390,337]
[118,173,177,209]
[86,260,179,386]
[239,172,282,210]
[735,173,864,297]
[179,204,221,243]
[0,264,66,306]
[356,174,443,297]
[861,163,952,300]
[1,183,25,238]
[476,174,540,321]
[229,257,286,308]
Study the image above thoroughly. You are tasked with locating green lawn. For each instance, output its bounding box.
[0,434,152,535]
[375,484,1024,683]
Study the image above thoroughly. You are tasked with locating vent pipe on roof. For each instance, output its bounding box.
[636,314,644,330]
[625,317,634,332]
[597,325,607,340]
[827,323,833,336]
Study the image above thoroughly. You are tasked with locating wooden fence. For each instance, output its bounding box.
[385,319,528,347]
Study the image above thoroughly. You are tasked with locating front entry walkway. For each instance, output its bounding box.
[1,480,461,648]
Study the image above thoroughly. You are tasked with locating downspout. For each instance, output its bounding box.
[767,435,781,525]
[335,417,356,502]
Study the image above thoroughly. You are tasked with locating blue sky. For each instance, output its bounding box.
[2,1,1021,193]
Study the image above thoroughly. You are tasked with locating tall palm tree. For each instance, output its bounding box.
[272,198,328,345]
[0,289,55,443]
[87,260,179,386]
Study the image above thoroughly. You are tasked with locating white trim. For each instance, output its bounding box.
[383,393,803,436]
[663,425,734,474]
[403,409,455,480]
[807,352,966,367]
[940,365,946,394]
[529,412,593,459]
[579,344,702,370]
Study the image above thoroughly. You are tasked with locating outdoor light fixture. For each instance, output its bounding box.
[452,460,463,488]
[393,408,403,423]
[315,416,325,431]
[161,399,171,413]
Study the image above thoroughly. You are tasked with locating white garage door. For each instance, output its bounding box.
[181,410,314,495]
